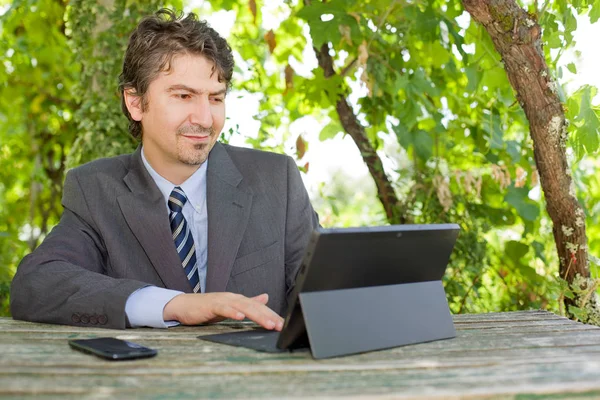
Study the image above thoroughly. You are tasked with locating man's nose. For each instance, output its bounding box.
[190,98,213,128]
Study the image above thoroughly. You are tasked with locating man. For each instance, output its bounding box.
[10,9,319,330]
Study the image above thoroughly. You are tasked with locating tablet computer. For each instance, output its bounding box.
[200,223,460,357]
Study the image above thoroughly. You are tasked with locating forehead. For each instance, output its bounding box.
[154,53,226,91]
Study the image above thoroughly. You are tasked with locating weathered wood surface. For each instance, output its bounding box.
[2,310,600,399]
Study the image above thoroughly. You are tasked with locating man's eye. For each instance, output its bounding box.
[211,97,224,103]
[178,94,191,100]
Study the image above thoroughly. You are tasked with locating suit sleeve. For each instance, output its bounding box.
[283,156,320,296]
[10,169,148,329]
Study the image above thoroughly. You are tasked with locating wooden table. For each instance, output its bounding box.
[2,310,600,399]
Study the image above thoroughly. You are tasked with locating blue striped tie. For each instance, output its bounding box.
[168,187,200,293]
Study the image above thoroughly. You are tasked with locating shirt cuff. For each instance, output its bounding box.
[125,286,184,328]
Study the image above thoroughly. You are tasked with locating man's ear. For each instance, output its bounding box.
[123,89,143,121]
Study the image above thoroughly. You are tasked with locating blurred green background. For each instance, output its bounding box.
[1,0,599,318]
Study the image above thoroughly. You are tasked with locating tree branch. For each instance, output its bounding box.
[311,37,405,223]
[340,57,357,77]
[462,0,589,287]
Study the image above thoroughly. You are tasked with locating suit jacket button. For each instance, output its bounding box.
[89,314,98,325]
[98,315,107,325]
[80,314,90,324]
[71,313,81,323]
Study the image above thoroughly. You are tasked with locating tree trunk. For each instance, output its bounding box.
[313,42,405,224]
[462,0,589,286]
[91,0,115,92]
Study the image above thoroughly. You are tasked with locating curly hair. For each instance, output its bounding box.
[118,9,234,139]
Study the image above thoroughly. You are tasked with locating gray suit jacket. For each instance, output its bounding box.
[10,143,319,329]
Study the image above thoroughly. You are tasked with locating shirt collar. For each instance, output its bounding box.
[141,147,207,209]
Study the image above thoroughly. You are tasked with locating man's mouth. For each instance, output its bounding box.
[178,126,213,140]
[181,134,210,142]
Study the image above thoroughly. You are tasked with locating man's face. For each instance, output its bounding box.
[129,53,227,170]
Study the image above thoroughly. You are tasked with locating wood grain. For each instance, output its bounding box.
[2,311,600,399]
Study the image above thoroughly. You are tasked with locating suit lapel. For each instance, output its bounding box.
[205,143,253,292]
[117,147,192,293]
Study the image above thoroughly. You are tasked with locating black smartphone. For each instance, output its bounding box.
[68,337,158,360]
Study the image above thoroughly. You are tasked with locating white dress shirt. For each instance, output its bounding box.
[124,147,208,328]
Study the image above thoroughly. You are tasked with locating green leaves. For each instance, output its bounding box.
[319,120,343,141]
[393,123,434,161]
[590,3,600,23]
[567,85,600,158]
[0,0,83,317]
[296,0,360,48]
[67,0,175,164]
[2,0,598,320]
[299,68,345,109]
[504,186,540,222]
[505,240,529,261]
[482,109,504,150]
[505,140,522,163]
[465,65,482,92]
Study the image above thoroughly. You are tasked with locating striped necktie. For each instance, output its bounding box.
[168,187,200,293]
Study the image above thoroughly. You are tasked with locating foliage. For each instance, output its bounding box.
[1,0,599,317]
[67,0,183,166]
[0,0,77,317]
[558,269,600,325]
[200,0,600,313]
[0,0,180,316]
[311,169,387,227]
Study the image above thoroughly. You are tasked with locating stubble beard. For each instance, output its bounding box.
[176,126,216,166]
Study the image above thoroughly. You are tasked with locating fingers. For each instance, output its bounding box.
[168,292,284,331]
[251,293,269,304]
[223,293,283,331]
[213,303,245,321]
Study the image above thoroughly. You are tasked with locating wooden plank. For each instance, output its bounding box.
[2,311,583,335]
[3,311,600,399]
[452,310,563,321]
[0,310,568,328]
[3,336,600,371]
[3,323,599,349]
[1,311,587,336]
[4,326,600,353]
[2,334,600,367]
[3,345,600,374]
[2,360,600,399]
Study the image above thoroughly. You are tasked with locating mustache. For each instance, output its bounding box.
[177,126,214,136]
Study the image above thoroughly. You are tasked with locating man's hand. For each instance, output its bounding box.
[163,292,284,331]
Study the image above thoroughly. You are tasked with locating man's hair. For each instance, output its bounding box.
[118,9,234,139]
